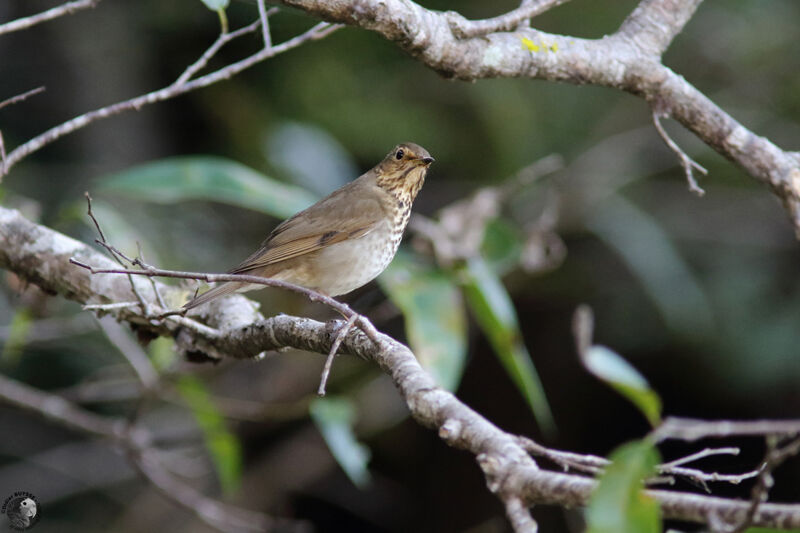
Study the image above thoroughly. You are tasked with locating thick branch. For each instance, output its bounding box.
[617,0,704,56]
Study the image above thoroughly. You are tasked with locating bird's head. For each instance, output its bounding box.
[375,142,434,203]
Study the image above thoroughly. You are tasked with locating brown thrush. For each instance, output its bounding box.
[184,142,434,309]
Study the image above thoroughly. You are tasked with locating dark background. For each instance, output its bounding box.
[1,0,799,531]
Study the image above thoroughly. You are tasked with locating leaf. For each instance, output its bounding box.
[148,337,176,373]
[586,440,661,533]
[265,121,358,197]
[379,250,468,391]
[176,376,242,495]
[1,308,32,366]
[100,156,317,219]
[310,396,371,488]
[481,218,523,276]
[581,345,662,427]
[587,195,713,337]
[200,0,229,10]
[461,256,555,435]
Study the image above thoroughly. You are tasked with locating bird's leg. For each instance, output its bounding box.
[317,313,358,396]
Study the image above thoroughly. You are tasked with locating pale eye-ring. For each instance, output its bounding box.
[395,149,404,160]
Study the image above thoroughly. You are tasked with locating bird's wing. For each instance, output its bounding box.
[230,182,384,273]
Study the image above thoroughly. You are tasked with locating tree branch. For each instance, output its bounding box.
[617,0,704,56]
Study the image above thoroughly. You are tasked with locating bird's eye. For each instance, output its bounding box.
[395,149,404,160]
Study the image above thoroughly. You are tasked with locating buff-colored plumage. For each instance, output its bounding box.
[184,143,433,309]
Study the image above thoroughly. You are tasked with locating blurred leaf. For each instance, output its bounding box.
[1,308,32,367]
[587,195,713,337]
[176,376,242,495]
[379,250,467,391]
[148,337,176,373]
[265,121,358,197]
[310,396,371,488]
[581,345,661,427]
[586,440,661,533]
[461,256,555,435]
[100,156,316,219]
[481,218,523,276]
[200,0,228,10]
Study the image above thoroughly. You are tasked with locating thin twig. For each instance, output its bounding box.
[0,0,100,36]
[4,19,340,173]
[0,130,6,177]
[257,0,273,49]
[317,313,358,396]
[0,87,46,111]
[517,436,607,475]
[653,110,708,196]
[174,19,262,85]
[84,192,151,314]
[654,417,800,442]
[661,447,741,469]
[137,242,167,309]
[83,301,142,311]
[519,436,759,489]
[728,437,800,533]
[447,0,572,39]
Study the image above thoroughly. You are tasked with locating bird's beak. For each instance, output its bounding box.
[419,156,435,165]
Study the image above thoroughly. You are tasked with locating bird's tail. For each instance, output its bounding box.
[183,282,244,310]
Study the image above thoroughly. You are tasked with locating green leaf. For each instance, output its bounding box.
[176,376,242,495]
[586,440,661,533]
[265,121,357,197]
[310,396,371,488]
[461,256,555,435]
[379,250,468,391]
[148,337,176,373]
[100,156,317,219]
[581,345,662,426]
[481,218,523,276]
[1,308,33,366]
[200,0,229,10]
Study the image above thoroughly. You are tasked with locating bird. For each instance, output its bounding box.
[184,142,434,309]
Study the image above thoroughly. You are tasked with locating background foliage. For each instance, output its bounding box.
[1,0,800,531]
